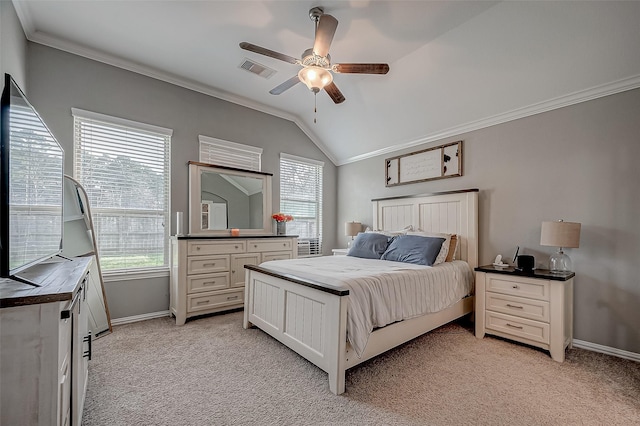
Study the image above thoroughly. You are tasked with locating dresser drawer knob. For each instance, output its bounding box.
[254,245,258,248]
[506,323,524,330]
[196,246,201,250]
[235,245,239,249]
[512,285,519,289]
[506,304,524,309]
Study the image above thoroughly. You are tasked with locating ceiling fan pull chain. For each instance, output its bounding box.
[314,92,317,124]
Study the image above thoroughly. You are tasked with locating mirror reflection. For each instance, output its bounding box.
[200,171,263,230]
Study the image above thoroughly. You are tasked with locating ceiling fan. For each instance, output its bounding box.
[240,6,389,105]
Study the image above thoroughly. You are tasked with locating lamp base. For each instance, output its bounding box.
[549,250,572,273]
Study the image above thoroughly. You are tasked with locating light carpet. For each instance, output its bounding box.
[83,311,639,425]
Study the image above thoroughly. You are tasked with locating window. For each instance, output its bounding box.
[279,153,323,256]
[72,108,172,272]
[199,135,262,171]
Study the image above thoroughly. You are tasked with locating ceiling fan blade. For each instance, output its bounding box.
[324,82,345,104]
[239,42,298,65]
[269,75,301,95]
[333,63,390,74]
[313,14,338,57]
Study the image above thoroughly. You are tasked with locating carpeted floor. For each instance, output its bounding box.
[83,311,640,425]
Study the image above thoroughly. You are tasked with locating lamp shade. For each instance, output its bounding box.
[345,221,361,237]
[540,220,581,248]
[298,66,333,93]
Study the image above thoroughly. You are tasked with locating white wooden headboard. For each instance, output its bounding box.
[372,189,479,269]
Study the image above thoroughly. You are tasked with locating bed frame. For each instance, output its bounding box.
[243,189,479,394]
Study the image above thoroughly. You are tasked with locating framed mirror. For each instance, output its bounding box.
[188,162,273,235]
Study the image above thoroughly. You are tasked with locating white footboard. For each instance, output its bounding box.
[244,266,349,394]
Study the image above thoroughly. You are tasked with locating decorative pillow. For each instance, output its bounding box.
[347,232,391,259]
[381,234,446,266]
[407,231,451,265]
[445,235,458,262]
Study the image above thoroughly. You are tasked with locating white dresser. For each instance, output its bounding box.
[475,265,574,362]
[170,236,297,325]
[0,257,93,426]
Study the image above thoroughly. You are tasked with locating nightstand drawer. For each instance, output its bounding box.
[187,255,229,274]
[187,273,230,293]
[486,311,549,344]
[188,241,245,255]
[187,289,243,313]
[486,275,549,301]
[247,239,292,252]
[486,293,550,322]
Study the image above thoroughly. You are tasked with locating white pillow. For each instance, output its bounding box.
[407,231,451,265]
[367,225,413,237]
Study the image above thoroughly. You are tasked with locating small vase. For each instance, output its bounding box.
[276,221,286,236]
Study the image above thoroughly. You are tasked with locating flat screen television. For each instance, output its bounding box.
[1,73,64,285]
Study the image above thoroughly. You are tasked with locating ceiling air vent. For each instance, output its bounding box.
[239,59,276,79]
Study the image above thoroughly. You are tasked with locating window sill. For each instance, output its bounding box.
[102,267,170,283]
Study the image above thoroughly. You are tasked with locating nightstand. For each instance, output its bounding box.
[475,265,574,362]
[331,248,349,256]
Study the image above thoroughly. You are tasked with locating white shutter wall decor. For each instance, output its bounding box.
[279,153,323,256]
[72,108,172,272]
[199,135,262,171]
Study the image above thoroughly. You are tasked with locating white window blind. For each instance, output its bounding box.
[199,135,262,171]
[279,153,323,256]
[72,108,172,272]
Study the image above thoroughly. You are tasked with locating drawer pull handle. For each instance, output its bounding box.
[203,281,216,286]
[227,295,239,300]
[196,246,201,250]
[203,263,216,267]
[235,245,239,249]
[512,285,519,289]
[506,304,524,309]
[506,323,524,329]
[254,245,258,248]
[196,300,209,305]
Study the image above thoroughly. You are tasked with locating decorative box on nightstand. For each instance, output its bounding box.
[331,248,349,256]
[475,265,574,362]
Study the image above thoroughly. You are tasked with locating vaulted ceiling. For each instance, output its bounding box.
[13,1,640,165]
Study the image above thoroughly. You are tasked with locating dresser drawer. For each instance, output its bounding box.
[486,293,550,322]
[486,275,549,301]
[187,273,230,293]
[188,240,245,256]
[187,289,244,313]
[187,255,229,274]
[262,251,293,262]
[485,311,549,344]
[247,239,292,253]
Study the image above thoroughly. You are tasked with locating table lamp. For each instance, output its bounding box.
[540,220,581,273]
[345,221,361,248]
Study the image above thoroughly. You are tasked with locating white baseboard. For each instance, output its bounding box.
[111,310,170,326]
[573,339,640,362]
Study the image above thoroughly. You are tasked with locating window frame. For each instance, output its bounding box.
[279,153,324,257]
[71,108,172,276]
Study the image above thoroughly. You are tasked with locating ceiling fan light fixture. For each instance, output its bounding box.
[298,66,333,93]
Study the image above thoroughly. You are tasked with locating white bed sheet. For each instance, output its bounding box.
[259,256,474,357]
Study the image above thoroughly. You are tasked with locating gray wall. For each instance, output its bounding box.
[26,43,337,320]
[337,88,640,354]
[0,1,28,89]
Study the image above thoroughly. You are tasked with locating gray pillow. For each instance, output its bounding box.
[347,232,391,259]
[381,234,446,266]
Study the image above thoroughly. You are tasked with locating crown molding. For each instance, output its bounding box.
[338,74,640,165]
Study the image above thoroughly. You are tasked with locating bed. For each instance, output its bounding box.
[243,189,479,394]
